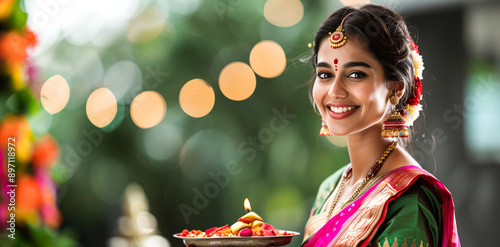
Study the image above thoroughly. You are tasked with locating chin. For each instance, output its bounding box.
[329,129,351,136]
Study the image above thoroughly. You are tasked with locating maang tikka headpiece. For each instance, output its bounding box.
[328,12,353,49]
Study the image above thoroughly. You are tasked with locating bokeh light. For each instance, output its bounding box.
[124,183,149,215]
[64,72,92,110]
[68,50,104,87]
[108,237,129,247]
[168,0,202,15]
[127,6,165,43]
[326,135,348,147]
[103,60,143,104]
[130,91,166,129]
[143,123,183,163]
[118,216,135,237]
[28,108,53,136]
[219,62,256,101]
[264,0,304,27]
[90,25,124,47]
[136,211,157,234]
[100,103,126,133]
[179,79,215,118]
[141,235,170,247]
[40,75,70,114]
[249,40,287,78]
[134,21,177,63]
[43,0,143,47]
[339,0,371,7]
[86,88,117,128]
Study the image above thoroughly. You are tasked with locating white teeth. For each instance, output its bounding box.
[328,106,356,113]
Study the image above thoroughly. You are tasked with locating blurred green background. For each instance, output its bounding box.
[2,0,500,246]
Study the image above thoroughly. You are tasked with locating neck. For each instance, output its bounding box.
[346,124,395,182]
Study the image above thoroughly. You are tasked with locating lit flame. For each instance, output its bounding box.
[244,198,251,212]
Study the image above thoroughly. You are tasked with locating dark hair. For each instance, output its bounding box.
[309,4,418,148]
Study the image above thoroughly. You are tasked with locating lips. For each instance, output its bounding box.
[326,104,359,120]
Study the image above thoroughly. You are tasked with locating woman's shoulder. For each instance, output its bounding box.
[371,177,444,247]
[392,176,444,210]
[382,165,447,191]
[379,165,446,215]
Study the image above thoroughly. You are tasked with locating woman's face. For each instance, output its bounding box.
[313,37,392,137]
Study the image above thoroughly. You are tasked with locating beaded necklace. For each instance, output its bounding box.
[326,141,397,220]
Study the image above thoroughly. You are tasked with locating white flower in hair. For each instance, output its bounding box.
[403,104,422,126]
[411,50,424,79]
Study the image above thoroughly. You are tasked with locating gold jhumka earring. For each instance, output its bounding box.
[381,95,409,138]
[320,119,333,136]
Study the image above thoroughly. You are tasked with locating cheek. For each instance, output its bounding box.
[365,87,389,113]
[312,82,325,106]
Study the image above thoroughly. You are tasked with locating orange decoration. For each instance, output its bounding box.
[0,29,37,66]
[17,176,43,211]
[32,134,60,169]
[0,114,33,164]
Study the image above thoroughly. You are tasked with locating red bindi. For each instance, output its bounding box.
[334,58,338,71]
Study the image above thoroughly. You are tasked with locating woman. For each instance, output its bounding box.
[303,4,460,247]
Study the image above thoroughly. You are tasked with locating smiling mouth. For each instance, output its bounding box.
[328,106,359,113]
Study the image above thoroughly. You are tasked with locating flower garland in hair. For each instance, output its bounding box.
[402,36,424,126]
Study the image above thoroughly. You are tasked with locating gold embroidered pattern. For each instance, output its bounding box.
[376,237,429,247]
[336,184,397,246]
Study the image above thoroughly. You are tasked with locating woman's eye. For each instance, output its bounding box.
[347,72,367,79]
[317,72,332,79]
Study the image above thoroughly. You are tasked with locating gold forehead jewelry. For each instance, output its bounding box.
[328,12,353,49]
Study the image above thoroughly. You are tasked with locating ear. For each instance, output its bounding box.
[387,81,405,100]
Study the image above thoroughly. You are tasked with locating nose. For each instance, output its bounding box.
[328,77,347,99]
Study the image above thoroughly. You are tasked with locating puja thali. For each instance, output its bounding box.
[173,231,300,247]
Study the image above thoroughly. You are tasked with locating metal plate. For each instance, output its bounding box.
[173,231,300,247]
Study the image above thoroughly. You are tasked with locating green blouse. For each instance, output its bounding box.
[370,177,442,246]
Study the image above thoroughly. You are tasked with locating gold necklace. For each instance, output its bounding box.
[326,141,397,220]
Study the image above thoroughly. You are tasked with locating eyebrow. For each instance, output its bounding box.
[316,62,331,68]
[316,61,372,69]
[344,61,372,69]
